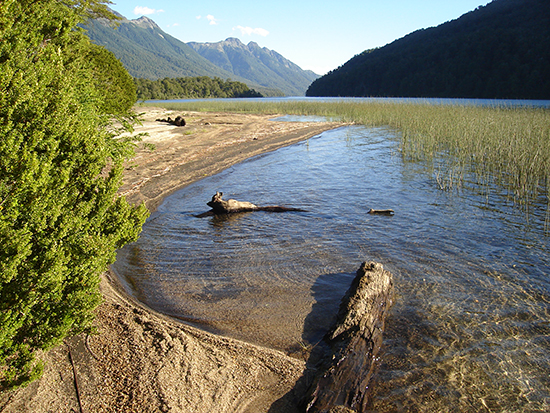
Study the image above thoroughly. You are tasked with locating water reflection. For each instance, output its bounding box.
[113,125,550,411]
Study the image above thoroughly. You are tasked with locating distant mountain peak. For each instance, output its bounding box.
[188,38,319,96]
[223,37,244,46]
[130,16,159,30]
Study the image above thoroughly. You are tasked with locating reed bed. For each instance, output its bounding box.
[146,99,550,220]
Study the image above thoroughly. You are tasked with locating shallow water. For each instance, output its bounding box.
[113,124,550,411]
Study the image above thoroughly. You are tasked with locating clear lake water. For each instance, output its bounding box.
[113,120,550,412]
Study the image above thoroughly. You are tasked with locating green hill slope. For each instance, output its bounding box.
[307,0,550,99]
[188,38,319,96]
[83,15,281,96]
[84,16,232,80]
[83,13,316,96]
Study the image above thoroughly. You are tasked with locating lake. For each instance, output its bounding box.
[113,116,549,411]
[148,96,550,108]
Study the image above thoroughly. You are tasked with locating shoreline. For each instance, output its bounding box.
[120,107,342,213]
[1,107,342,413]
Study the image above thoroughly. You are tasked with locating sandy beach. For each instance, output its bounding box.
[0,107,342,413]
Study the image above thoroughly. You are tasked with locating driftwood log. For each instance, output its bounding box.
[156,115,186,126]
[304,261,394,413]
[198,192,306,216]
[367,208,394,215]
[207,191,259,213]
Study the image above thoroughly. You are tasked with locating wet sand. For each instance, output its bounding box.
[0,107,341,413]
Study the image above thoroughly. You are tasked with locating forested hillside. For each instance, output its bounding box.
[307,0,550,99]
[135,76,262,100]
[84,13,315,96]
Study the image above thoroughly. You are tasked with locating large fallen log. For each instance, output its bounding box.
[206,191,259,213]
[304,261,394,413]
[198,191,306,216]
[155,115,186,126]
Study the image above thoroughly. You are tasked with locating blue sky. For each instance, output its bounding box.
[107,0,491,75]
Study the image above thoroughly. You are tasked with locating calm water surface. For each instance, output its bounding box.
[113,122,550,412]
[149,96,550,108]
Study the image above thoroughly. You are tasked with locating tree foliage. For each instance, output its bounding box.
[85,43,137,114]
[307,0,550,99]
[0,0,148,389]
[134,76,263,100]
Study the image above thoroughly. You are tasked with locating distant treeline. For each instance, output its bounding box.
[135,76,263,100]
[307,0,550,99]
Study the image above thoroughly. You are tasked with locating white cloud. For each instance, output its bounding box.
[133,6,163,15]
[206,15,219,25]
[234,26,269,37]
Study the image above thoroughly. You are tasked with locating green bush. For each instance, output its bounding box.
[0,0,148,389]
[85,43,137,115]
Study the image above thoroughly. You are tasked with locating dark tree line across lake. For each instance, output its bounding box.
[135,76,263,100]
[307,0,550,100]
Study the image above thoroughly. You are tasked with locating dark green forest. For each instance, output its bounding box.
[307,0,550,99]
[0,0,147,389]
[135,76,263,100]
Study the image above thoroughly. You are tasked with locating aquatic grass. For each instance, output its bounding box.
[146,99,550,220]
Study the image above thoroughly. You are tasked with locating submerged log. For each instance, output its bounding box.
[206,191,259,213]
[305,261,394,413]
[202,192,306,215]
[367,208,394,215]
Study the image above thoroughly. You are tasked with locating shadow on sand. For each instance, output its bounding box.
[268,271,355,413]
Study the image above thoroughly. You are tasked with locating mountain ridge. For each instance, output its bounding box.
[188,37,318,97]
[83,13,317,96]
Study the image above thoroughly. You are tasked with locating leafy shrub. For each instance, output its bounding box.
[0,0,148,389]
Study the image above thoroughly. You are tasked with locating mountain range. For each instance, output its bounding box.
[307,0,550,99]
[188,38,318,97]
[83,13,318,96]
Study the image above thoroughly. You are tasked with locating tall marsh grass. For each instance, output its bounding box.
[147,99,550,221]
